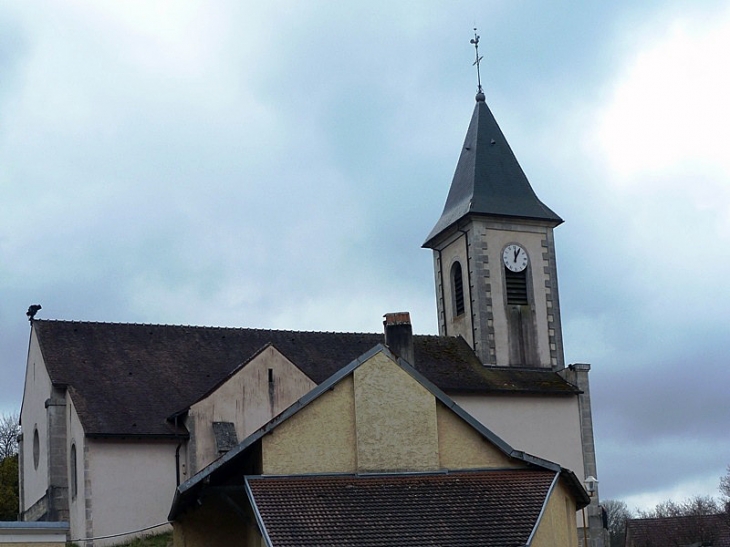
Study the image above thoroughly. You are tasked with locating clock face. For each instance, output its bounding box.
[503,244,528,272]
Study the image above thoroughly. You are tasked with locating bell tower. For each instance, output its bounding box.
[423,86,565,370]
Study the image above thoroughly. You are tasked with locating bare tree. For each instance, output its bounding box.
[0,413,20,460]
[636,495,722,519]
[603,499,633,547]
[721,466,730,503]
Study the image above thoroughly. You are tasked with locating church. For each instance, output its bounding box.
[19,81,605,545]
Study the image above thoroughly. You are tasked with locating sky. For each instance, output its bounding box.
[1,0,729,512]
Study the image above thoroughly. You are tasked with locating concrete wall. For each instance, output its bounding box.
[188,346,316,474]
[84,441,176,546]
[453,393,584,482]
[0,522,68,545]
[19,330,52,518]
[531,480,579,547]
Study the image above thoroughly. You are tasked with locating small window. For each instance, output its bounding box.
[70,444,78,499]
[451,262,465,316]
[33,427,40,470]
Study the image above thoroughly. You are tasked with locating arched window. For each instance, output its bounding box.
[451,261,465,317]
[33,427,40,470]
[70,443,78,499]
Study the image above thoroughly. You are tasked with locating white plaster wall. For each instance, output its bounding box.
[85,441,176,546]
[189,346,316,473]
[19,329,52,513]
[65,398,86,544]
[452,394,584,481]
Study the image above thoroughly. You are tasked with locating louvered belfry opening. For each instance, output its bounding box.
[505,268,528,305]
[451,262,465,316]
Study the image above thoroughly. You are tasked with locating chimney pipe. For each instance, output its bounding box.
[383,312,414,365]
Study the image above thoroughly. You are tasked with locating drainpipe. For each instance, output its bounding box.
[174,415,182,486]
[436,249,447,337]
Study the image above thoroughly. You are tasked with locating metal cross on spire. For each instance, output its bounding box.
[470,28,484,96]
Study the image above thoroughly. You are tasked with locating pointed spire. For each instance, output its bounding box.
[424,99,562,247]
[423,42,562,248]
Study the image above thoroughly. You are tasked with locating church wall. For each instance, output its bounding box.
[19,330,53,518]
[353,352,439,472]
[85,441,175,546]
[435,403,519,469]
[473,218,556,368]
[530,479,579,547]
[65,398,86,544]
[188,346,316,474]
[452,394,584,481]
[261,375,357,475]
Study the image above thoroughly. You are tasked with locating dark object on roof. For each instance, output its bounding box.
[32,319,578,438]
[246,470,558,547]
[625,514,730,547]
[424,95,562,248]
[26,304,42,323]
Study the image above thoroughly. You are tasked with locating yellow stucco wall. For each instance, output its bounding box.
[436,403,519,469]
[261,350,529,475]
[262,375,357,475]
[353,352,439,471]
[530,480,579,547]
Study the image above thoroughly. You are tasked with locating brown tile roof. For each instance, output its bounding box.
[626,514,730,547]
[246,470,558,547]
[32,319,578,438]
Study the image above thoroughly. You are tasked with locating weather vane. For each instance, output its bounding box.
[470,28,483,95]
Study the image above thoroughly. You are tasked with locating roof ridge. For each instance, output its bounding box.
[34,318,382,336]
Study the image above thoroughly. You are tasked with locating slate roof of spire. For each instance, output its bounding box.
[245,470,558,547]
[30,319,579,439]
[424,93,562,247]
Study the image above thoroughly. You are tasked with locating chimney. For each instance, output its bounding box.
[383,312,414,365]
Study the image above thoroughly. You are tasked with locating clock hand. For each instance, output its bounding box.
[514,249,519,262]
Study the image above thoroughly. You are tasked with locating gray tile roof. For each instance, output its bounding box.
[246,470,558,546]
[424,95,562,247]
[32,319,578,438]
[626,514,730,547]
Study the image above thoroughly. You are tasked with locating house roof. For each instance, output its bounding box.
[424,94,562,248]
[168,344,589,520]
[626,514,730,547]
[245,469,559,547]
[32,319,578,438]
